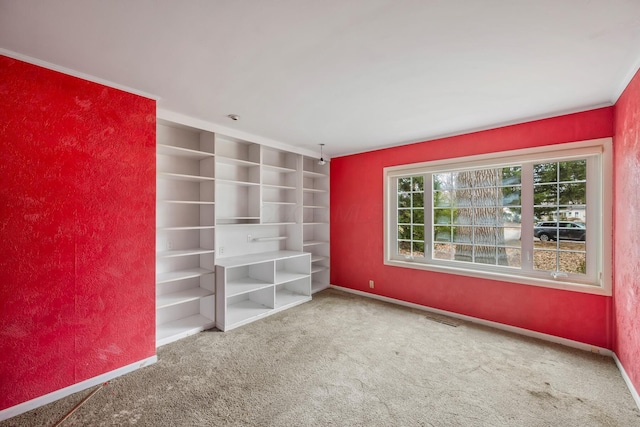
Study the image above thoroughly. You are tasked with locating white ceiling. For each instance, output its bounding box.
[2,1,640,158]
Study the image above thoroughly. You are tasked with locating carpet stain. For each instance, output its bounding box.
[528,390,558,401]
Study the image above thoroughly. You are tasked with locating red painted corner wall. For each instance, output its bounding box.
[331,108,614,348]
[613,67,640,395]
[0,56,156,410]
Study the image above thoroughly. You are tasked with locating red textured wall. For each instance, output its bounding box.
[0,56,156,410]
[613,68,640,395]
[331,107,614,348]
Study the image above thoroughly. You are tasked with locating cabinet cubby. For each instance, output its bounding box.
[216,251,311,331]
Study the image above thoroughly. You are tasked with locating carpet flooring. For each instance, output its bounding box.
[3,288,639,426]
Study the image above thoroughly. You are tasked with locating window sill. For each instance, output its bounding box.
[384,258,611,296]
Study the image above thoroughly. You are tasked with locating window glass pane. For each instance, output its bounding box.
[412,192,424,208]
[398,241,411,256]
[559,182,586,204]
[434,226,452,242]
[398,193,411,208]
[501,186,521,206]
[501,167,521,185]
[433,173,452,191]
[398,209,411,224]
[474,246,497,265]
[434,243,454,260]
[434,190,452,207]
[412,241,425,257]
[399,177,412,192]
[453,171,473,189]
[434,208,451,224]
[534,163,558,183]
[412,225,424,241]
[473,189,498,207]
[412,209,424,224]
[533,249,557,271]
[560,250,586,274]
[560,160,586,182]
[398,225,410,240]
[412,176,424,191]
[534,184,557,205]
[451,226,472,243]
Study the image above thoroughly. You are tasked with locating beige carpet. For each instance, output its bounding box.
[4,288,639,426]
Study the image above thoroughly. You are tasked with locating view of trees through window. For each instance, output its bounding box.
[396,159,587,275]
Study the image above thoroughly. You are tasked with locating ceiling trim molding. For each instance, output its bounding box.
[157,108,324,160]
[332,102,614,159]
[0,48,160,101]
[612,54,640,103]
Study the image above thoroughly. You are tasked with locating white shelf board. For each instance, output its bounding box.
[216,156,260,167]
[159,200,215,205]
[262,183,296,190]
[216,250,309,268]
[263,201,297,205]
[226,300,272,326]
[157,248,215,258]
[303,170,328,178]
[262,221,296,226]
[216,178,260,186]
[275,289,310,309]
[157,268,213,284]
[275,271,309,284]
[303,205,328,209]
[311,255,327,263]
[303,240,329,247]
[311,266,329,274]
[158,225,215,231]
[158,172,215,182]
[156,314,215,347]
[227,278,273,297]
[157,288,214,309]
[303,222,328,226]
[302,187,327,193]
[157,144,215,159]
[262,164,297,173]
[312,281,330,294]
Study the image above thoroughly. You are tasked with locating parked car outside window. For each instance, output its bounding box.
[534,221,586,241]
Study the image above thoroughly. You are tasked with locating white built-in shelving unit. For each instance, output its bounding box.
[156,123,216,346]
[302,157,330,293]
[156,119,330,342]
[215,251,311,331]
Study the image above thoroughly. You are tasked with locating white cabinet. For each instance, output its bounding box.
[156,123,216,346]
[215,251,311,331]
[302,157,330,293]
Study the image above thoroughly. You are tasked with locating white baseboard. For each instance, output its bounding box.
[330,285,640,410]
[330,285,613,355]
[613,353,640,411]
[0,355,157,422]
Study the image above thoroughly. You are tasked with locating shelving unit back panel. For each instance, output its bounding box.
[216,136,261,163]
[157,123,202,151]
[157,298,201,326]
[262,147,298,170]
[215,185,260,220]
[227,260,274,284]
[216,161,260,183]
[217,225,295,258]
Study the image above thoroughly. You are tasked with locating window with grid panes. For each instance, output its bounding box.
[384,139,612,295]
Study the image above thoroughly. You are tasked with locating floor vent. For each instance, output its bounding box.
[423,314,462,327]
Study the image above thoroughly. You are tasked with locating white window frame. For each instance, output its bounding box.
[383,138,612,296]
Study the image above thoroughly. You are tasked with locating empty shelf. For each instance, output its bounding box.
[227,278,273,297]
[158,172,215,182]
[226,300,272,326]
[157,144,215,159]
[156,314,215,347]
[157,268,213,284]
[275,271,309,284]
[157,288,213,309]
[157,248,215,258]
[275,289,310,309]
